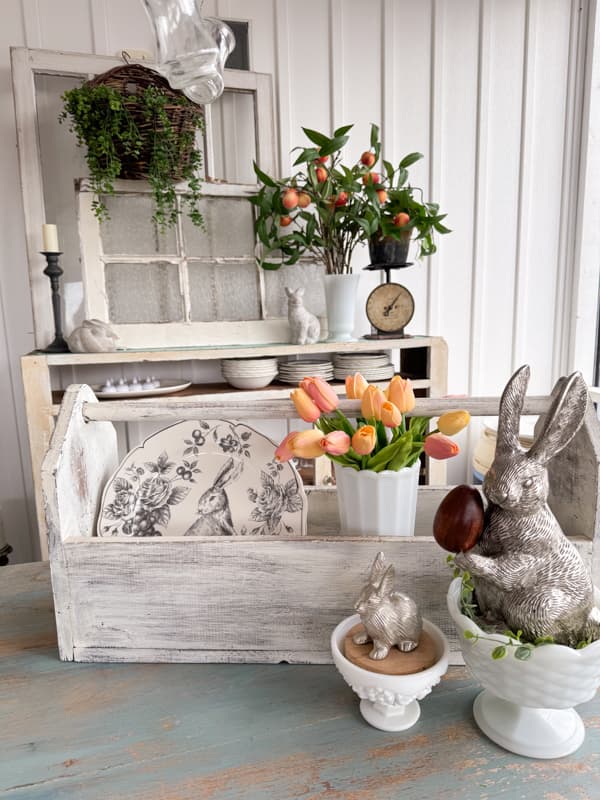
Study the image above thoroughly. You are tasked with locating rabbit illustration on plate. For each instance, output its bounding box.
[353,552,423,659]
[184,457,243,536]
[455,365,600,646]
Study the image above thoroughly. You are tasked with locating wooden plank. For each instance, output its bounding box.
[41,384,118,659]
[39,335,446,366]
[60,533,593,663]
[81,395,553,423]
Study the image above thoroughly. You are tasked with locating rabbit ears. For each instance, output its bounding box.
[369,552,395,593]
[212,457,244,489]
[285,286,304,298]
[496,365,588,464]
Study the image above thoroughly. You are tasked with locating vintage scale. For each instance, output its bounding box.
[363,261,415,339]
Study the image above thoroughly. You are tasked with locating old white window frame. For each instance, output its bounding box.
[11,46,277,349]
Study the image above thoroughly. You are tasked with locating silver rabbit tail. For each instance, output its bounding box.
[353,552,422,660]
[455,365,599,647]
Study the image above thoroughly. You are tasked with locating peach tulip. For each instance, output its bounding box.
[387,376,416,413]
[437,410,470,436]
[424,433,460,460]
[290,429,327,459]
[320,430,351,456]
[361,385,386,420]
[300,376,339,412]
[352,425,377,456]
[380,401,402,428]
[274,431,299,462]
[291,387,321,423]
[345,372,369,400]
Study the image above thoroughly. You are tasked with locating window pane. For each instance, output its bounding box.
[263,261,326,318]
[209,90,257,183]
[188,260,260,321]
[100,195,178,255]
[105,262,183,323]
[182,195,255,258]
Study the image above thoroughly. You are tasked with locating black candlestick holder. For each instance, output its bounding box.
[40,251,70,353]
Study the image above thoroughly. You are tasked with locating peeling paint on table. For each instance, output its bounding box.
[1,563,599,799]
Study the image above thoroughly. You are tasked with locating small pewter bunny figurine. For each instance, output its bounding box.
[184,457,243,536]
[455,365,600,646]
[285,287,320,345]
[353,552,422,659]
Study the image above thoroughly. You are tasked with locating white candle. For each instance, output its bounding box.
[42,224,59,252]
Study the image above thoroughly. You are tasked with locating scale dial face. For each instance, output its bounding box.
[366,282,415,334]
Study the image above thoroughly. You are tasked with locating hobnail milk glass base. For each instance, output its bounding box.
[472,690,585,759]
[331,614,449,732]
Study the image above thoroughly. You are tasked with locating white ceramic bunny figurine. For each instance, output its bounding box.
[184,457,243,536]
[285,287,320,345]
[353,552,423,659]
[67,319,119,353]
[455,365,600,646]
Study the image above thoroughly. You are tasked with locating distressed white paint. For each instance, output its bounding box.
[2,0,599,562]
[41,384,599,663]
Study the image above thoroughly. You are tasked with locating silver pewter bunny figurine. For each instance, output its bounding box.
[184,457,243,536]
[455,365,600,646]
[285,287,320,345]
[353,552,423,659]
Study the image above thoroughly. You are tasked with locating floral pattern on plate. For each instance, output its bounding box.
[98,420,306,537]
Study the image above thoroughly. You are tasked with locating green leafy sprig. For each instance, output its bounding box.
[60,83,204,231]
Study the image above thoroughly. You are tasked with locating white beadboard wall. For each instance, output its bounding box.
[1,0,598,562]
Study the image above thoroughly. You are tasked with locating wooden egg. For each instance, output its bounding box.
[433,484,485,553]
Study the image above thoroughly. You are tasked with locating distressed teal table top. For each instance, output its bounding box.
[1,563,599,799]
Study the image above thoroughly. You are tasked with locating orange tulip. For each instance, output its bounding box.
[291,388,321,423]
[345,372,369,400]
[437,410,470,436]
[275,431,300,462]
[361,385,386,420]
[424,433,460,460]
[320,430,351,456]
[290,429,327,459]
[387,376,416,413]
[380,401,402,428]
[300,376,339,412]
[352,425,377,456]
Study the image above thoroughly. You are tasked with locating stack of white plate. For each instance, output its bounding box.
[277,359,334,385]
[333,352,395,382]
[221,357,279,389]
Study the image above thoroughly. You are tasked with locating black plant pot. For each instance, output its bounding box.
[369,235,411,266]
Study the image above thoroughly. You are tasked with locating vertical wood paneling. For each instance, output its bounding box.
[329,0,344,131]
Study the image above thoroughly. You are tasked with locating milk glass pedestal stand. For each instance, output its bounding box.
[331,614,449,731]
[448,578,600,759]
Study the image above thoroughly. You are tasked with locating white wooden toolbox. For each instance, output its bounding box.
[42,384,600,665]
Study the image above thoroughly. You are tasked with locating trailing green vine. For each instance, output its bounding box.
[446,555,593,658]
[60,83,204,231]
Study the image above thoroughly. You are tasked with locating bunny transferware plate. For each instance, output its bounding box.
[97,420,307,537]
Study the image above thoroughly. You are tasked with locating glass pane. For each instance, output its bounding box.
[100,195,177,255]
[182,195,255,258]
[188,260,260,321]
[209,90,257,183]
[105,262,184,323]
[263,261,326,318]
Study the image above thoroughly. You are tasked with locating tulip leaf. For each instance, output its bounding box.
[334,410,355,437]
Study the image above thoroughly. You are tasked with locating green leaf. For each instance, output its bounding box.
[514,646,533,661]
[491,646,507,660]
[463,630,475,640]
[399,152,423,169]
[318,134,349,157]
[334,124,354,137]
[370,123,380,148]
[382,159,395,182]
[260,261,282,270]
[253,161,277,187]
[302,127,330,147]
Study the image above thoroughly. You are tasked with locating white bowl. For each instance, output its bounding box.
[224,373,277,389]
[448,578,600,758]
[331,614,449,731]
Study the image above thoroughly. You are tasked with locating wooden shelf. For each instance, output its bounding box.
[30,335,440,367]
